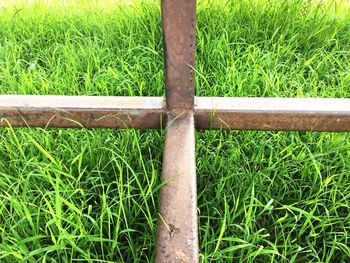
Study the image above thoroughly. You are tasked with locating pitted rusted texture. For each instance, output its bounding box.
[156,112,198,263]
[2,0,350,261]
[194,97,350,131]
[162,0,196,111]
[0,95,166,129]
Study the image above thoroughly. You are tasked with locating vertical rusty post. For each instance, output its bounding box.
[156,0,198,262]
[162,0,196,111]
[156,112,198,262]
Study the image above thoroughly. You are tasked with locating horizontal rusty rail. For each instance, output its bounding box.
[156,111,198,263]
[0,95,165,129]
[2,95,350,132]
[195,97,350,132]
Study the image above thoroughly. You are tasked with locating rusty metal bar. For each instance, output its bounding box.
[162,0,196,111]
[156,0,198,262]
[156,111,198,263]
[3,95,350,132]
[195,97,350,131]
[0,95,165,129]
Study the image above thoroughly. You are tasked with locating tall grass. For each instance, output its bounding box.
[0,0,349,262]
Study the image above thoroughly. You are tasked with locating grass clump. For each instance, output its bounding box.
[0,0,350,262]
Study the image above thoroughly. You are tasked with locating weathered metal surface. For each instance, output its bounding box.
[162,0,196,111]
[195,97,350,131]
[156,111,198,263]
[0,95,165,129]
[2,0,349,262]
[3,95,350,132]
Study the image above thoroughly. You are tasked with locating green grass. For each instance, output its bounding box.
[0,0,350,262]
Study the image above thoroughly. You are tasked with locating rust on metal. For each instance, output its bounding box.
[3,95,350,132]
[0,95,166,129]
[3,0,349,261]
[162,0,196,111]
[156,1,199,262]
[156,111,198,263]
[195,97,350,131]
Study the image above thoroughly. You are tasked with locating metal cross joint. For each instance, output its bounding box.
[1,0,349,262]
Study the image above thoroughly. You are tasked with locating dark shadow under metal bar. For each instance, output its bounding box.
[0,95,165,129]
[195,97,350,132]
[156,111,198,263]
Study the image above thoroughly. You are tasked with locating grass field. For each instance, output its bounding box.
[0,0,350,262]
